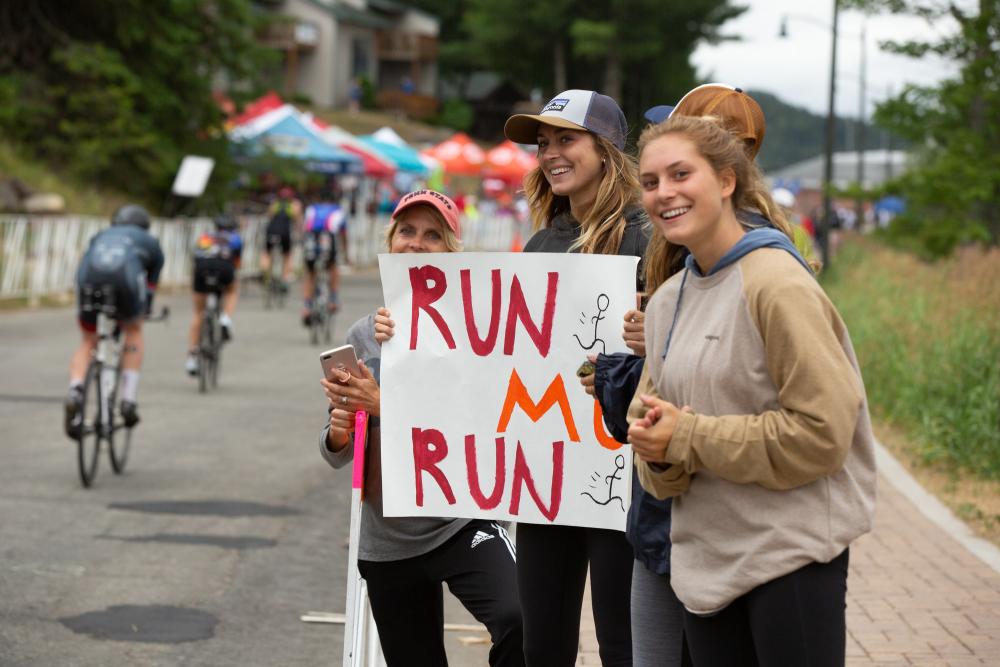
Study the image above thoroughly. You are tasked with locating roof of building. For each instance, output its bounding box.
[766,149,910,190]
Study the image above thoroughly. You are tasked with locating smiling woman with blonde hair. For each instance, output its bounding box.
[504,89,650,667]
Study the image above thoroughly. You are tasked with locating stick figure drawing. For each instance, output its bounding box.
[581,454,626,512]
[573,293,609,355]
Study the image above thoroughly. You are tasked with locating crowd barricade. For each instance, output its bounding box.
[0,212,522,305]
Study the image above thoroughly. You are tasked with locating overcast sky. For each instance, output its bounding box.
[690,0,964,119]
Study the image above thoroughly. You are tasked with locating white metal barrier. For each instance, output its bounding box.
[0,213,522,304]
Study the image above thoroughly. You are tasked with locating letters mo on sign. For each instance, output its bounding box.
[378,252,639,531]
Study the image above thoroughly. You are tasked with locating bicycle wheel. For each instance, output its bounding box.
[198,314,213,393]
[211,318,221,389]
[76,361,102,487]
[108,368,130,474]
[109,423,132,474]
[309,306,322,345]
[263,272,273,310]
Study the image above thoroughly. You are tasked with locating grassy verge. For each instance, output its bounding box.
[823,234,1000,544]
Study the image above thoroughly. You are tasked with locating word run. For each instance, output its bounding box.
[409,266,559,356]
[411,370,625,522]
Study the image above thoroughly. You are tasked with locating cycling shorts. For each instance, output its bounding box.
[303,231,337,271]
[265,230,292,255]
[76,274,145,332]
[193,257,235,294]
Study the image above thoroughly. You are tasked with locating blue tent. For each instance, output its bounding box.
[358,136,429,175]
[230,107,363,174]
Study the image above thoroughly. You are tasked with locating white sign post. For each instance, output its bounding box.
[378,252,637,530]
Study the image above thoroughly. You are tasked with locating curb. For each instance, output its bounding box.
[875,440,1000,575]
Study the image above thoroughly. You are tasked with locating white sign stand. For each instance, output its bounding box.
[342,412,386,667]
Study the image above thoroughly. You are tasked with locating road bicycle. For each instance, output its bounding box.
[197,276,225,393]
[262,233,287,310]
[73,284,168,488]
[305,233,335,346]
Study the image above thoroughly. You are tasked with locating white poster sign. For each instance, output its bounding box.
[171,155,215,197]
[378,252,638,530]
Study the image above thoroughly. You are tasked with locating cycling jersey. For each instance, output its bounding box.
[76,225,164,330]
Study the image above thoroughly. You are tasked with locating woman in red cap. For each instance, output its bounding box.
[317,190,525,667]
[503,89,650,667]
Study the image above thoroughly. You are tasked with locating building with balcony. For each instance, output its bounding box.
[254,0,439,112]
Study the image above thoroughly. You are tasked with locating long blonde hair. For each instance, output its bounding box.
[523,133,642,255]
[638,115,817,292]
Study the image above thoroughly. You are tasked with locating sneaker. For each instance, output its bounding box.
[64,386,84,439]
[328,292,340,314]
[219,314,233,342]
[185,354,199,376]
[120,401,140,428]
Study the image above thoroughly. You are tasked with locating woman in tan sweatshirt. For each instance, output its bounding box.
[627,114,877,666]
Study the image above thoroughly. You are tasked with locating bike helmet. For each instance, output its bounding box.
[111,204,152,230]
[213,214,239,231]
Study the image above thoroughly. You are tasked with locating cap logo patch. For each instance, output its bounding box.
[400,189,453,210]
[542,98,569,113]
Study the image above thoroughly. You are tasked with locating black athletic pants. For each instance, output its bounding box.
[682,549,850,667]
[516,523,633,666]
[358,520,524,667]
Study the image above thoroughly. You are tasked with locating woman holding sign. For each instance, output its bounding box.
[503,89,649,667]
[318,190,525,667]
[627,114,876,666]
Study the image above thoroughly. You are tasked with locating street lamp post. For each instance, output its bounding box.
[856,24,867,231]
[821,0,840,270]
[780,1,866,269]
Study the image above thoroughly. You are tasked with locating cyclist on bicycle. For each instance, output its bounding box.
[260,186,300,292]
[65,204,164,437]
[185,214,243,376]
[300,198,344,326]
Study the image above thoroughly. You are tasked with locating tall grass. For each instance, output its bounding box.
[823,236,1000,479]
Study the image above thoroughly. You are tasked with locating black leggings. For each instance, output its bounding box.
[516,523,633,666]
[682,549,850,667]
[358,520,524,667]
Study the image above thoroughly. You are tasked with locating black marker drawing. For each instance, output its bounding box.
[581,454,626,512]
[573,293,609,355]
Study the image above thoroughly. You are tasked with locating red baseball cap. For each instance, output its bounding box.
[392,189,462,240]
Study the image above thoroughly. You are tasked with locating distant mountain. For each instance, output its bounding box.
[747,90,902,172]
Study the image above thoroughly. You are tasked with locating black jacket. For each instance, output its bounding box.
[522,205,650,293]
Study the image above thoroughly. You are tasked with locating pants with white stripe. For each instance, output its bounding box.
[358,520,524,667]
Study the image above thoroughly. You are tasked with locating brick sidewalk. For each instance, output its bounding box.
[576,476,1000,666]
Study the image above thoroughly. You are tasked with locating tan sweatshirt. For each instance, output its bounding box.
[631,247,877,615]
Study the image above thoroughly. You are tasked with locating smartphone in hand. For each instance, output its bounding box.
[320,344,362,381]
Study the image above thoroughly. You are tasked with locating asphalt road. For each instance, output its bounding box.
[0,269,489,666]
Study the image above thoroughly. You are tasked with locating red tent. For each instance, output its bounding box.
[229,91,285,128]
[483,141,538,186]
[422,132,486,176]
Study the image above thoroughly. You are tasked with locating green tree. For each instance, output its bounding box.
[0,0,274,210]
[845,0,1000,256]
[452,0,745,132]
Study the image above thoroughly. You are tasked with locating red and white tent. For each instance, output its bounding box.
[422,132,486,176]
[483,140,538,186]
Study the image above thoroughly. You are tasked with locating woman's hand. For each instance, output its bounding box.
[374,307,395,345]
[627,395,692,463]
[622,309,646,357]
[320,359,381,417]
[578,354,597,397]
[326,407,354,452]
